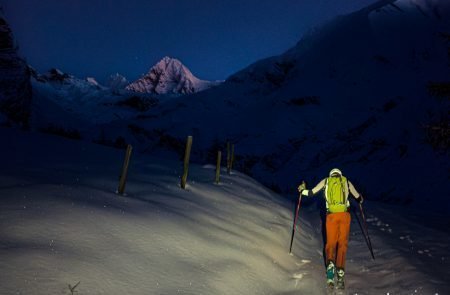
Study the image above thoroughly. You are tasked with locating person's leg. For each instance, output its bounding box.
[336,212,351,269]
[325,213,339,264]
[336,212,351,288]
[325,213,339,284]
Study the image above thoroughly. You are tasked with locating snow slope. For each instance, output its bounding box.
[0,127,448,295]
[126,56,222,95]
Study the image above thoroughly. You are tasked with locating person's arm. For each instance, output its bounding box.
[349,181,363,203]
[298,179,326,197]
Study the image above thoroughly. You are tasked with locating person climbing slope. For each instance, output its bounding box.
[297,168,363,290]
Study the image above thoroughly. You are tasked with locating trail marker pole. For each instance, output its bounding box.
[230,144,235,172]
[181,136,193,189]
[226,142,231,175]
[215,151,221,184]
[118,144,132,195]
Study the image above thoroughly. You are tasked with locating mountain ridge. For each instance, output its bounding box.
[126,56,221,95]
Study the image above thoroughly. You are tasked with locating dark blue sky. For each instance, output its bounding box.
[3,0,375,83]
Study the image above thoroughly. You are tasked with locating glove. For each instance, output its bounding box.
[357,195,364,204]
[297,181,306,193]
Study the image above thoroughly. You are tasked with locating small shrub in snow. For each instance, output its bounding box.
[67,281,80,295]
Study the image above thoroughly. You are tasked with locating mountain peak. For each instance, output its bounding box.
[126,56,220,95]
[106,73,129,91]
[160,56,181,64]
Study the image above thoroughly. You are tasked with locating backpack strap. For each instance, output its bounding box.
[342,176,350,209]
[324,178,329,211]
[339,176,345,204]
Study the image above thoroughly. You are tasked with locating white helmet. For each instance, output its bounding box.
[329,168,342,177]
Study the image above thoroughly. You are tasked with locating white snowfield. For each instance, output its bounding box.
[0,128,448,295]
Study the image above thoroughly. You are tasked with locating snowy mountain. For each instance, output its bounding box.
[29,67,160,139]
[106,73,129,92]
[96,0,450,212]
[0,13,32,128]
[33,68,106,91]
[126,56,222,95]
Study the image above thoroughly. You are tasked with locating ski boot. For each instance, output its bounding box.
[336,268,345,290]
[326,261,335,288]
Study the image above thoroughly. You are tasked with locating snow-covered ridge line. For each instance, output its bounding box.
[359,0,450,16]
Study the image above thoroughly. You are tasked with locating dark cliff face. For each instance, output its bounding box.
[0,15,32,128]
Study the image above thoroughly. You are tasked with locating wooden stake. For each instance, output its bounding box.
[230,144,235,172]
[181,136,193,189]
[226,141,231,175]
[215,150,221,184]
[118,144,133,195]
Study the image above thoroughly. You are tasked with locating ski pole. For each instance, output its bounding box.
[289,181,304,254]
[358,202,375,260]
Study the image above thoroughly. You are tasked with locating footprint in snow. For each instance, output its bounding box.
[363,215,393,235]
[366,215,378,222]
[292,272,307,287]
[293,273,304,279]
[400,235,414,243]
[295,259,312,267]
[418,249,432,256]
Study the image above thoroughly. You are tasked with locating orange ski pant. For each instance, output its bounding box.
[325,212,351,269]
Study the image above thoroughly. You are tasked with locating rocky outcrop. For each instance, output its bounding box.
[0,15,32,128]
